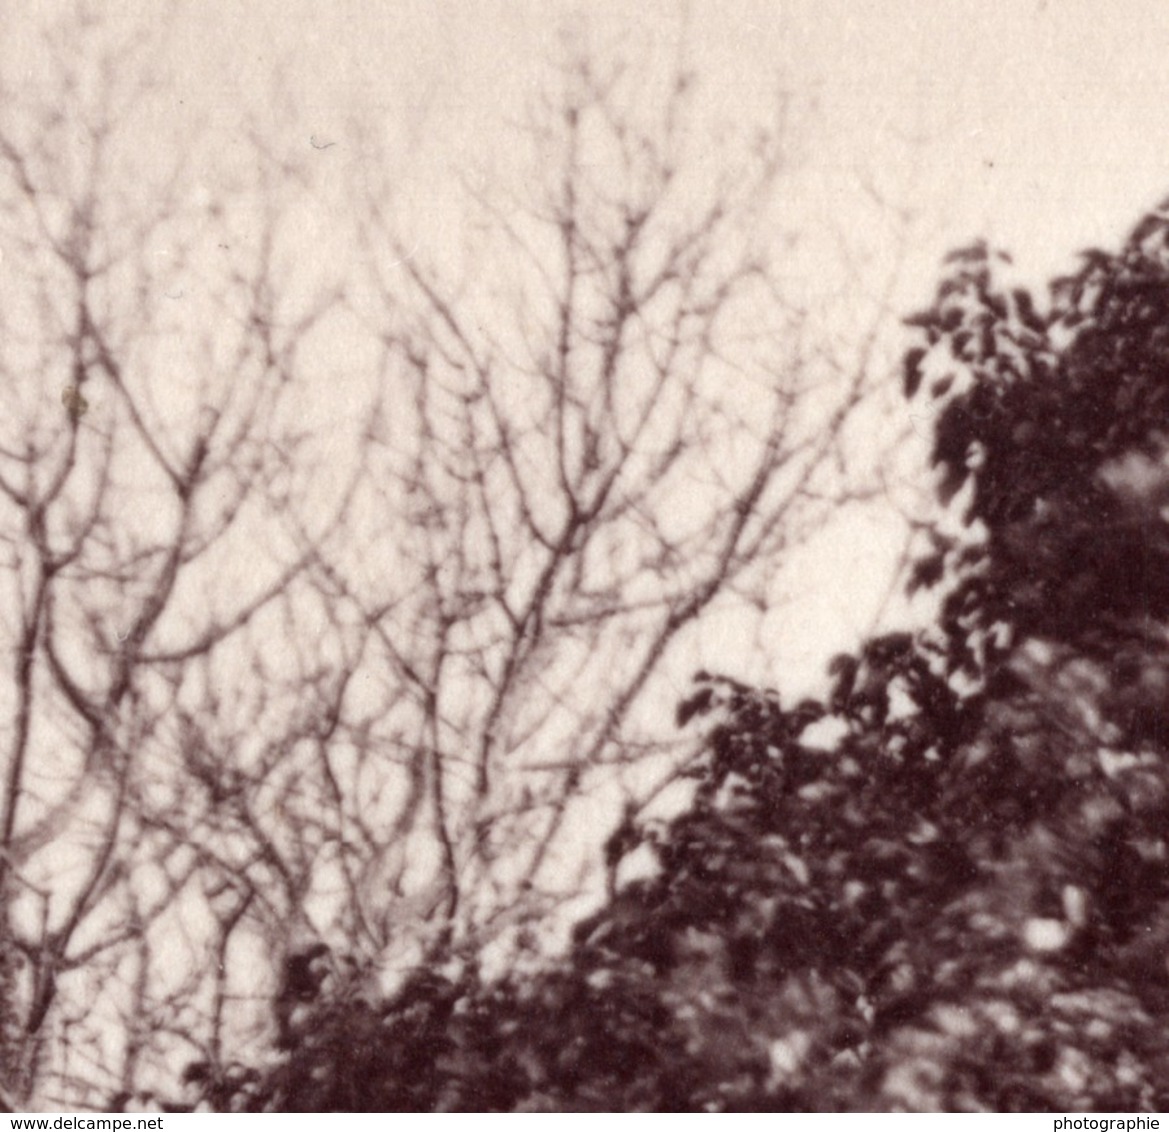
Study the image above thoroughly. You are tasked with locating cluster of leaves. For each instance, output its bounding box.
[905,223,1169,683]
[190,200,1169,1111]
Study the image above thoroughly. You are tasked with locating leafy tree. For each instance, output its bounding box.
[202,197,1169,1111]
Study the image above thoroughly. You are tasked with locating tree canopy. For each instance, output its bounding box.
[194,196,1169,1112]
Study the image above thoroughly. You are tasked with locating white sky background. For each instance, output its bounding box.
[9,0,1169,690]
[174,0,1169,279]
[205,0,1169,689]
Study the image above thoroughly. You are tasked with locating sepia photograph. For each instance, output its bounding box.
[2,0,1169,1114]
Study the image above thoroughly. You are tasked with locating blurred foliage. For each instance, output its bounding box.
[189,199,1169,1111]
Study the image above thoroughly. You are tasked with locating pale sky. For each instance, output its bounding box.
[9,0,1169,683]
[152,0,1169,285]
[12,1,1169,279]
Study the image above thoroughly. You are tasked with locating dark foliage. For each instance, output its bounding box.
[188,198,1169,1111]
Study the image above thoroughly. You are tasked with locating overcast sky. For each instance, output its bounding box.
[9,0,1169,686]
[142,0,1169,285]
[11,0,1167,304]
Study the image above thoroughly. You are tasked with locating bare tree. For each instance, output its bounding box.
[0,16,903,1112]
[280,53,893,968]
[0,14,348,1108]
